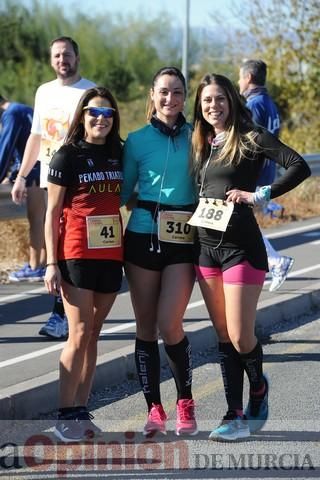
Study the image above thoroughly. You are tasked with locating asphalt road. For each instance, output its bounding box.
[1,310,320,479]
[0,216,320,421]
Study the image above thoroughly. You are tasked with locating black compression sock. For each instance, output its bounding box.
[135,337,161,410]
[240,341,264,393]
[52,294,65,317]
[218,342,244,413]
[164,336,193,400]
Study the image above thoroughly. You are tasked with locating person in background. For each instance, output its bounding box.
[191,73,310,441]
[11,36,95,339]
[121,66,198,437]
[44,86,123,442]
[0,95,46,281]
[239,59,294,292]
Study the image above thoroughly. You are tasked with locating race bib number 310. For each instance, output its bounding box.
[187,198,234,232]
[86,215,121,248]
[158,211,195,244]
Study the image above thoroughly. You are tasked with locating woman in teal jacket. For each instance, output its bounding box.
[121,67,198,437]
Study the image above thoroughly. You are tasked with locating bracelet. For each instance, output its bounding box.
[17,174,27,181]
[253,185,271,205]
[46,262,58,267]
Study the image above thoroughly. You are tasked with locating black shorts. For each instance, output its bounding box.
[10,161,41,187]
[26,161,41,187]
[195,243,268,272]
[124,230,194,271]
[59,259,123,293]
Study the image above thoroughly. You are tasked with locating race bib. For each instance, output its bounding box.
[39,110,71,164]
[158,211,195,244]
[86,215,121,249]
[187,198,234,232]
[39,138,63,166]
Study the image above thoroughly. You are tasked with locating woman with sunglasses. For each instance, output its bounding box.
[44,86,123,442]
[121,67,198,437]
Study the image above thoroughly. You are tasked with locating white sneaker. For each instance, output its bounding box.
[39,313,68,339]
[269,256,294,292]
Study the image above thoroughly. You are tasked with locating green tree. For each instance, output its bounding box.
[210,0,320,153]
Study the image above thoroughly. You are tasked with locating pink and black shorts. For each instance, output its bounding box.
[195,245,266,285]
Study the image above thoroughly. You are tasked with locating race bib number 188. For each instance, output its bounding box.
[187,198,234,232]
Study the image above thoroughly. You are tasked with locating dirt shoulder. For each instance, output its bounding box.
[1,182,319,284]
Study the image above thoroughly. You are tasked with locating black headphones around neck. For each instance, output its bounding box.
[150,113,186,137]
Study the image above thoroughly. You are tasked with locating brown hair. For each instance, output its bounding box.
[146,66,187,122]
[64,86,122,158]
[192,73,257,171]
[50,36,79,56]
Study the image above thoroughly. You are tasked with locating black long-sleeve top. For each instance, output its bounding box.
[196,128,311,268]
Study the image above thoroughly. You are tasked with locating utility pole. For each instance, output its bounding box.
[182,0,190,88]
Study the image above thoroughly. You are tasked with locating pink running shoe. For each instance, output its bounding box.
[143,403,167,436]
[176,399,198,436]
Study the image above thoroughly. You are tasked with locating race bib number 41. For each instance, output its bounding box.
[158,211,195,244]
[187,198,234,232]
[86,215,121,249]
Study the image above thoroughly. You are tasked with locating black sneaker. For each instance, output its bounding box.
[76,407,103,439]
[53,411,85,442]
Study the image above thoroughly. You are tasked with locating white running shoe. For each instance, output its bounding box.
[269,256,294,292]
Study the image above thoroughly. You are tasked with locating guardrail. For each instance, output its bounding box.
[304,153,320,176]
[0,153,319,220]
[0,184,26,220]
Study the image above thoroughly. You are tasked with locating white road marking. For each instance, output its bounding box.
[0,286,46,304]
[264,263,320,285]
[1,263,320,369]
[0,321,136,368]
[1,217,320,369]
[265,221,320,239]
[0,297,206,369]
[1,220,319,305]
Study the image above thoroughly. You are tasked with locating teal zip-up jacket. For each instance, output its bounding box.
[121,122,196,234]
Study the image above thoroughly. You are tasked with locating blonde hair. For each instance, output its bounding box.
[191,73,259,173]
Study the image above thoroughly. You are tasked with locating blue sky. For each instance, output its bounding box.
[33,0,240,28]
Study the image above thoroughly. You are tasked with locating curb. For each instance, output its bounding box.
[1,282,320,420]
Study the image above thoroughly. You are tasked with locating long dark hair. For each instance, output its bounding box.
[146,66,187,121]
[64,86,122,158]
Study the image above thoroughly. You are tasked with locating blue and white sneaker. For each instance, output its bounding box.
[209,411,250,441]
[245,375,269,433]
[39,312,68,339]
[53,411,85,443]
[9,263,46,282]
[269,256,294,292]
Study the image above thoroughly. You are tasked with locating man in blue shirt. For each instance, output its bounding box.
[239,60,294,292]
[0,95,46,281]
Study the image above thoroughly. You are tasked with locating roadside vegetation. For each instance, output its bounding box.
[0,0,319,280]
[0,0,319,151]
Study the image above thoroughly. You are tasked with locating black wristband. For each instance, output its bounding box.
[46,263,58,267]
